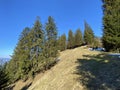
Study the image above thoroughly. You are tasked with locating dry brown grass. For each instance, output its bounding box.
[13,46,101,90]
[27,46,100,90]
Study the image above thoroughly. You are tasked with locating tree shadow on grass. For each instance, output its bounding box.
[21,82,32,90]
[75,53,120,90]
[4,84,15,90]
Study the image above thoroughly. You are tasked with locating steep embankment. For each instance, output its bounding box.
[27,46,100,90]
[13,46,120,90]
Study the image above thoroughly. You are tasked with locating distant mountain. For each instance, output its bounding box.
[0,58,10,65]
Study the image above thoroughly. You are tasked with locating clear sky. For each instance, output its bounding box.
[0,0,103,58]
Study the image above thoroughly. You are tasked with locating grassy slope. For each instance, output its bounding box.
[76,51,120,89]
[13,46,120,90]
[28,46,100,90]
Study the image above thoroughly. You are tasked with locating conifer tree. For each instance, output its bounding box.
[67,30,74,49]
[84,21,94,46]
[0,63,9,89]
[58,34,66,51]
[5,16,59,83]
[45,16,58,58]
[74,29,83,47]
[10,27,31,81]
[29,17,44,72]
[102,0,120,52]
[19,27,32,79]
[5,27,31,82]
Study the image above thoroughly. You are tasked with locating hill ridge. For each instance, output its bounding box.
[13,46,100,90]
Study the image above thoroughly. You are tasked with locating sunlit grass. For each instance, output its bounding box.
[76,51,120,89]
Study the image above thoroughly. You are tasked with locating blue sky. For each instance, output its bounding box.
[0,0,103,58]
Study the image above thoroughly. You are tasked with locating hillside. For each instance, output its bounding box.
[12,46,120,90]
[28,46,91,90]
[12,46,99,90]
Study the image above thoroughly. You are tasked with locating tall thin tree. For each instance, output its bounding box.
[67,30,74,49]
[58,34,66,51]
[84,21,94,46]
[29,17,44,72]
[74,28,83,47]
[45,16,58,58]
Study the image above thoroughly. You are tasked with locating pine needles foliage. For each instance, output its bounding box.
[102,0,120,52]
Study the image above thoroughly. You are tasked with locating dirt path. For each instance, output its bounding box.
[28,46,99,90]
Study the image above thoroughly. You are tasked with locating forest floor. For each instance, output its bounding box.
[12,46,120,90]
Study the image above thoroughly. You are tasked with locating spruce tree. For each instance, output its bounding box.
[58,34,66,51]
[9,27,31,81]
[5,27,31,82]
[45,16,58,58]
[29,18,44,73]
[5,16,60,82]
[84,21,94,46]
[67,30,74,49]
[102,0,120,52]
[0,63,9,89]
[74,28,83,47]
[19,27,32,80]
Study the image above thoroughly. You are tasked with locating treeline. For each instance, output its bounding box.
[59,21,101,51]
[5,16,58,83]
[1,16,101,89]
